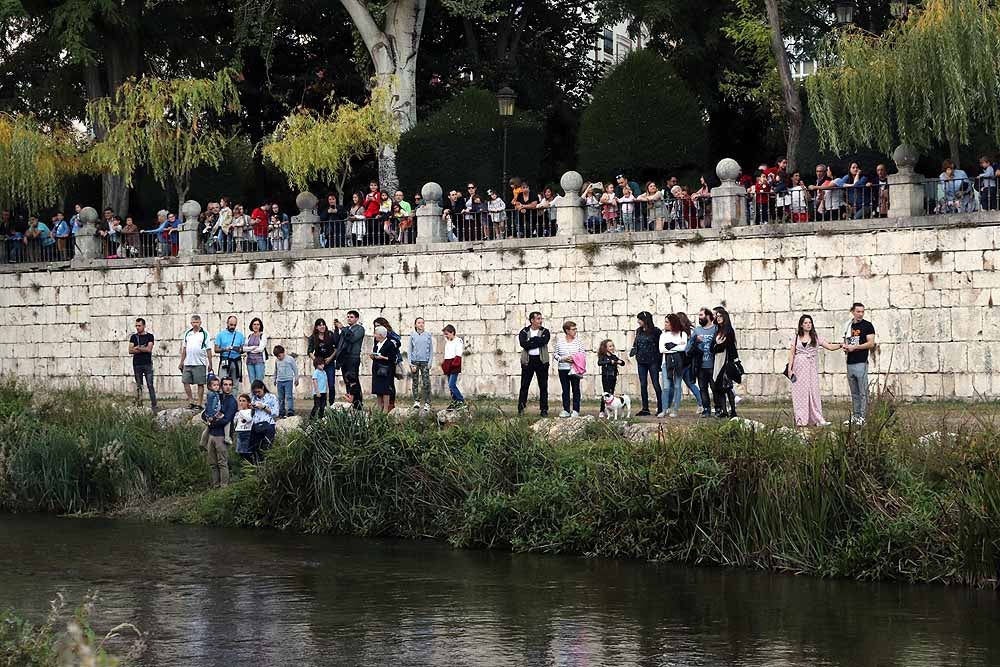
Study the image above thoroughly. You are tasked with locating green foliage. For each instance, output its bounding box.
[0,592,143,666]
[396,88,544,194]
[578,51,707,180]
[0,114,89,212]
[262,88,399,196]
[0,380,208,513]
[807,0,1000,154]
[87,70,241,208]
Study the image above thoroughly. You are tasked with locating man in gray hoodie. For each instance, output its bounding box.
[336,310,366,389]
[685,307,717,418]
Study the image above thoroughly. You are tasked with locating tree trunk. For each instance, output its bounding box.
[948,135,961,169]
[340,0,426,191]
[764,0,803,173]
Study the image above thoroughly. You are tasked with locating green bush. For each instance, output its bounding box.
[578,50,708,182]
[396,88,544,195]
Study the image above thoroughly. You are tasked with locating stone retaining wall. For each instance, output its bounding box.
[1,213,998,401]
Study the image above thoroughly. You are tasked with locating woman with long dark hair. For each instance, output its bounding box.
[659,314,688,418]
[307,318,339,404]
[786,314,841,426]
[675,311,703,411]
[244,317,268,385]
[349,191,367,246]
[710,307,739,418]
[629,311,662,416]
[248,379,278,463]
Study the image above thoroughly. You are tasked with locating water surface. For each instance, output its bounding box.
[0,515,996,666]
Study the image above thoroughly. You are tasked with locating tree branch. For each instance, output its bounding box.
[338,0,386,58]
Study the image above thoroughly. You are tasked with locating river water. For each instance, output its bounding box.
[0,514,996,666]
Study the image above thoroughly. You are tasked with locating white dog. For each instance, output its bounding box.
[600,393,631,420]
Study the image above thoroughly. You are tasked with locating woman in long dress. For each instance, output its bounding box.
[786,314,842,427]
[370,326,398,412]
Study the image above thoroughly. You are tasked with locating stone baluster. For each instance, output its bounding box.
[555,171,587,237]
[292,191,319,250]
[888,144,926,218]
[71,206,101,265]
[710,158,746,229]
[177,200,202,257]
[417,182,447,243]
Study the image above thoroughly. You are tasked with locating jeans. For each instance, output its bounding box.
[311,394,327,419]
[663,367,683,412]
[847,362,869,419]
[324,363,338,400]
[697,367,714,415]
[558,369,581,413]
[255,235,269,252]
[411,361,431,404]
[206,434,229,488]
[247,362,266,385]
[636,362,662,413]
[518,357,549,415]
[448,373,464,402]
[248,422,275,463]
[133,364,157,409]
[276,380,294,416]
[681,364,703,408]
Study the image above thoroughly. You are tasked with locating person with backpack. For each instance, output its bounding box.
[554,321,585,417]
[178,314,213,410]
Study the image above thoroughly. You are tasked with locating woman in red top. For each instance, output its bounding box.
[251,199,270,251]
[363,182,381,218]
[749,171,771,224]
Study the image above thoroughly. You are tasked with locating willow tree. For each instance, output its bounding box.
[88,71,241,215]
[0,113,88,213]
[806,0,1000,164]
[262,88,399,204]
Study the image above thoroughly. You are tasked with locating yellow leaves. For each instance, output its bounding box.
[262,86,399,191]
[86,69,242,190]
[0,113,90,212]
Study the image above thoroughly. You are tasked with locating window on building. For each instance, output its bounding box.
[602,29,613,56]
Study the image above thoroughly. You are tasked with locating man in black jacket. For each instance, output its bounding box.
[517,311,550,416]
[336,310,366,389]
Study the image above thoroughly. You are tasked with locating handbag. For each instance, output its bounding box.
[727,358,745,384]
[374,363,392,378]
[782,364,797,383]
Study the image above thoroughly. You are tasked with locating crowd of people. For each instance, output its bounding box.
[2,153,997,263]
[128,304,877,488]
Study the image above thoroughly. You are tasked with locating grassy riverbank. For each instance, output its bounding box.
[1,381,998,587]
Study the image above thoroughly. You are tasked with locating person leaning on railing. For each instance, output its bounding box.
[939,159,974,213]
[842,162,870,220]
[976,156,998,211]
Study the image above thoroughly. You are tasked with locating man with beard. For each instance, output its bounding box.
[685,307,718,418]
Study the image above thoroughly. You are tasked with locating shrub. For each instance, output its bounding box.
[578,51,708,181]
[397,88,544,195]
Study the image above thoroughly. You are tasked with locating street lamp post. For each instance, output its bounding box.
[834,0,855,25]
[496,85,515,195]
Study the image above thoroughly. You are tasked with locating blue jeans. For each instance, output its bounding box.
[663,368,683,412]
[324,363,338,399]
[665,364,702,409]
[255,235,269,252]
[448,373,464,402]
[247,362,265,384]
[276,380,294,416]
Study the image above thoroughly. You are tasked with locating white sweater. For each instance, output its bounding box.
[444,337,464,360]
[659,331,688,355]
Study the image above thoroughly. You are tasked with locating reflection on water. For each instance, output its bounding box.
[0,514,996,666]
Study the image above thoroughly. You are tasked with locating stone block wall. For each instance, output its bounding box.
[1,214,998,402]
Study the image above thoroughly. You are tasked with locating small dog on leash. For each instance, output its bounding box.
[600,393,631,420]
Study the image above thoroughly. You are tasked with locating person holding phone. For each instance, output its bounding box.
[370,325,398,412]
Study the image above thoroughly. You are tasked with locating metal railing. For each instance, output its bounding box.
[734,183,888,224]
[584,194,712,233]
[445,206,556,241]
[924,177,999,215]
[101,232,161,259]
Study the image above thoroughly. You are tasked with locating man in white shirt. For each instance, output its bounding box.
[178,314,214,409]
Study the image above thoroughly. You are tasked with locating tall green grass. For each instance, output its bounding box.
[2,379,998,586]
[0,380,208,512]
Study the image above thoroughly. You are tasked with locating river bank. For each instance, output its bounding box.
[1,381,998,587]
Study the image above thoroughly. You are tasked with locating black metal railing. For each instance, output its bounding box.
[924,177,999,215]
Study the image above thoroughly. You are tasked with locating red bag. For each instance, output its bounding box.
[441,357,462,374]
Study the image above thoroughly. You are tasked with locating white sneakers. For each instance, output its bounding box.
[423,402,431,412]
[656,411,665,418]
[412,402,421,410]
[559,410,571,418]
[668,411,679,418]
[571,410,579,417]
